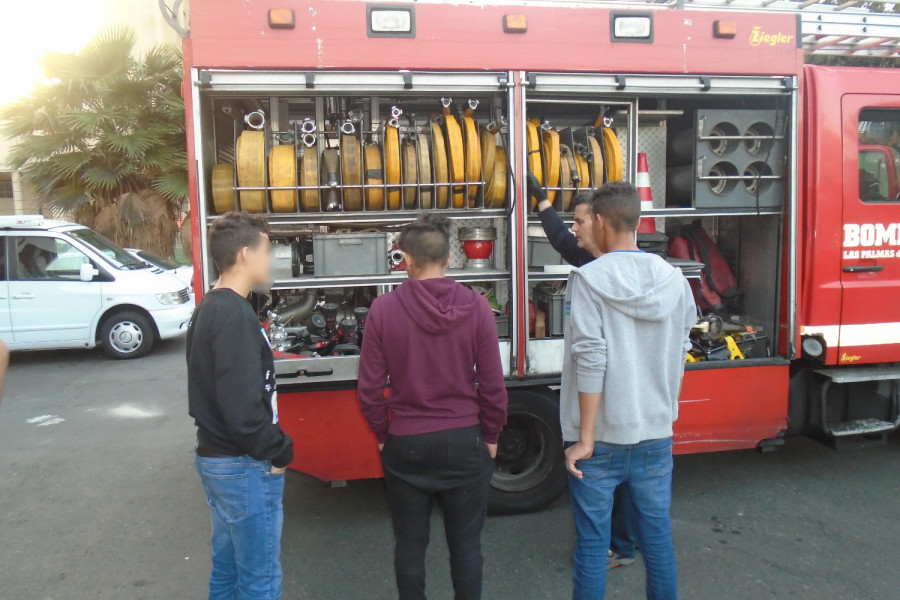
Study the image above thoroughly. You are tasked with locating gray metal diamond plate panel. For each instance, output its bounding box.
[636,123,667,207]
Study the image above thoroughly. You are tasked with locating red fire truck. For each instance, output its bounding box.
[171,0,900,513]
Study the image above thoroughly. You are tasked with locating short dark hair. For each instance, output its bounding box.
[208,211,269,272]
[571,193,593,210]
[590,182,641,232]
[399,213,451,266]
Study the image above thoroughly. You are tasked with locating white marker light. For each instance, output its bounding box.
[614,16,652,39]
[370,10,412,34]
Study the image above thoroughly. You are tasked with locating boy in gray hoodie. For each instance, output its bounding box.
[561,182,696,600]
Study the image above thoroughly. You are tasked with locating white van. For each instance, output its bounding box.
[0,216,194,359]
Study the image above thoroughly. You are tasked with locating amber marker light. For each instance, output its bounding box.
[713,20,738,39]
[268,8,296,29]
[503,14,528,34]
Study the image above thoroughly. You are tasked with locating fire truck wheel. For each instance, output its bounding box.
[99,310,156,359]
[488,389,567,515]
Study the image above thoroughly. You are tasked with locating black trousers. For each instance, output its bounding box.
[381,425,494,600]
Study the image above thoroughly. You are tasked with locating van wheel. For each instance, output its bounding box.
[488,389,568,515]
[100,311,155,359]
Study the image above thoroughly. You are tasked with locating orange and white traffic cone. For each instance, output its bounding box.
[636,152,657,234]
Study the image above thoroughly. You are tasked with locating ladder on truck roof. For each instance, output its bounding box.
[599,0,900,56]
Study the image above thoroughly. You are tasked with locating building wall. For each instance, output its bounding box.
[0,0,186,216]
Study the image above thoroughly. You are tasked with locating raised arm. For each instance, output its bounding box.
[528,172,593,266]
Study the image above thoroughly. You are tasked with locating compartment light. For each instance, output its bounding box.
[503,14,528,33]
[713,20,738,39]
[368,5,416,38]
[268,8,295,29]
[611,13,653,43]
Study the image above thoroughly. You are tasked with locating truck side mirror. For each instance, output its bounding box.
[80,263,99,282]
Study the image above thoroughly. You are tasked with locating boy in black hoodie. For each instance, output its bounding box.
[187,211,293,600]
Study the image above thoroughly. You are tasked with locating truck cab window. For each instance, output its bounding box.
[858,109,900,203]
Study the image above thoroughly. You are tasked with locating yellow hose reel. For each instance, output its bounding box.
[235,130,266,212]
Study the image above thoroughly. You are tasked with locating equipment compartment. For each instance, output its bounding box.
[193,73,517,382]
[203,89,511,216]
[521,78,791,372]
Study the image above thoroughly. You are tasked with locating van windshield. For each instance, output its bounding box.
[67,228,149,270]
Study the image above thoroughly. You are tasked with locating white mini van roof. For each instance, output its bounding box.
[0,215,75,230]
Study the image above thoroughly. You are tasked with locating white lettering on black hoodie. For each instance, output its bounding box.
[560,251,696,445]
[187,288,294,467]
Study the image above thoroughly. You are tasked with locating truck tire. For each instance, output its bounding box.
[99,311,155,359]
[488,389,568,515]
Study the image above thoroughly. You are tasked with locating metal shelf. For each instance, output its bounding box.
[526,206,782,224]
[528,270,573,282]
[271,267,510,289]
[643,206,783,217]
[210,209,508,227]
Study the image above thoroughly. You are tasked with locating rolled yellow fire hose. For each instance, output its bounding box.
[431,119,450,209]
[341,134,363,211]
[442,107,466,209]
[402,138,418,209]
[480,127,496,195]
[384,123,402,210]
[299,146,320,212]
[320,149,341,211]
[211,163,236,214]
[542,128,560,206]
[559,145,575,212]
[236,130,266,212]
[575,151,590,191]
[268,144,298,213]
[363,144,385,211]
[588,136,605,189]
[526,119,543,211]
[485,146,508,208]
[462,107,482,207]
[417,136,433,209]
[601,128,624,182]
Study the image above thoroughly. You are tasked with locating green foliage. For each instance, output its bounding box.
[0,26,186,257]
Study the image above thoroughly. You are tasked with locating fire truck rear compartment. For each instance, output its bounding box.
[191,74,795,512]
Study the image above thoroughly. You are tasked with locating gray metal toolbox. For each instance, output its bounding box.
[313,232,389,277]
[533,286,566,337]
[528,237,564,268]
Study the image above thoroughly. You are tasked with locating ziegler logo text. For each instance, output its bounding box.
[749,26,794,47]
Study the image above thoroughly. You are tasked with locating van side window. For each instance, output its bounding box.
[15,236,91,281]
[858,109,900,203]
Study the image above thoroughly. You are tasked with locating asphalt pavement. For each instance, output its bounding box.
[2,339,900,600]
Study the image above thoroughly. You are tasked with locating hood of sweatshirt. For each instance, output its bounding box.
[394,277,482,335]
[575,251,687,323]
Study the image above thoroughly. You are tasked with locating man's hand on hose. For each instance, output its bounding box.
[526,172,551,211]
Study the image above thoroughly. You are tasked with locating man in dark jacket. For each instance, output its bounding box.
[357,213,508,600]
[529,173,639,571]
[533,176,598,267]
[187,211,293,600]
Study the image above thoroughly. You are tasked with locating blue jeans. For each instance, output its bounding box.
[568,437,677,600]
[195,453,285,600]
[611,485,637,558]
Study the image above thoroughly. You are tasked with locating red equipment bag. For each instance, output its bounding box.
[668,220,741,313]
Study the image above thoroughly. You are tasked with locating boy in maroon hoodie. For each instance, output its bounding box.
[358,213,508,600]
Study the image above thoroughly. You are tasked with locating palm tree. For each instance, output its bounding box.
[0,26,188,258]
